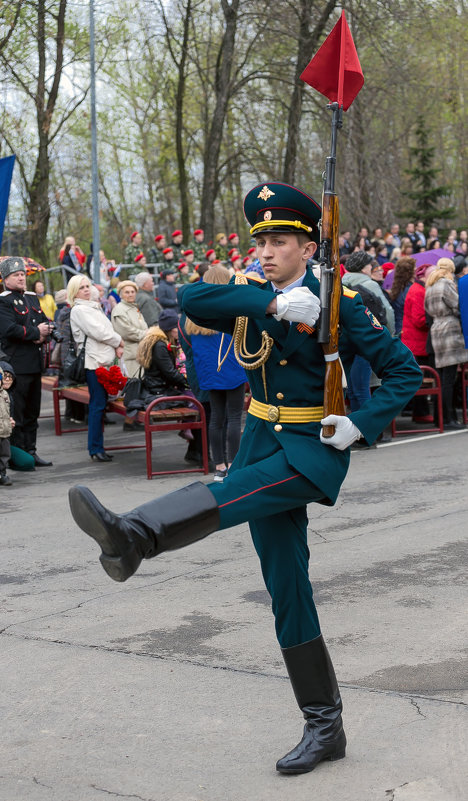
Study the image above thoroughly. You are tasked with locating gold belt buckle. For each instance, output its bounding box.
[267,405,280,422]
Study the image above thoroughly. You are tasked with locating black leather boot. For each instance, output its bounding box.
[69,481,219,582]
[276,635,346,774]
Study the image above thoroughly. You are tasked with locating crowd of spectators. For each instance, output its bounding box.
[1,216,468,486]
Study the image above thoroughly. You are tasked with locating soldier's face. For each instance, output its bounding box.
[255,233,316,288]
[4,270,26,291]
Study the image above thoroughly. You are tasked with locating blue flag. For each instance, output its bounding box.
[0,155,16,251]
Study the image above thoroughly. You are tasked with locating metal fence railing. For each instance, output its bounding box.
[42,263,165,293]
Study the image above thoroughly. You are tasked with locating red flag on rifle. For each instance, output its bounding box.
[300,11,363,111]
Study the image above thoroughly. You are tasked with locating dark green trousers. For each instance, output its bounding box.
[208,448,324,648]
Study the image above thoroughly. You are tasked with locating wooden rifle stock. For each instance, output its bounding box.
[319,193,345,437]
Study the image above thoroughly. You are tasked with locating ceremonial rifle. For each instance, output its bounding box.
[317,102,344,437]
[300,11,364,436]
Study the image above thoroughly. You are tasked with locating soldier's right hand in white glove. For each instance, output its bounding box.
[274,286,321,326]
[320,415,363,450]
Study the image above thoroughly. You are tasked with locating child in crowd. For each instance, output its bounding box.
[0,361,16,486]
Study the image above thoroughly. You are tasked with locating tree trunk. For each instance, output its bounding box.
[28,141,51,265]
[175,0,191,242]
[200,0,239,242]
[26,0,66,265]
[282,0,337,185]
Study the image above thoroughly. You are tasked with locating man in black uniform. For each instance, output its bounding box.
[0,257,53,466]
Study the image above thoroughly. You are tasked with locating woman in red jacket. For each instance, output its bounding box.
[401,263,433,422]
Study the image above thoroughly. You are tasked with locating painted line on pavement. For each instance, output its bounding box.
[376,429,468,448]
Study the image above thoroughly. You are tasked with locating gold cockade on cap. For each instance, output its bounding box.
[257,185,275,202]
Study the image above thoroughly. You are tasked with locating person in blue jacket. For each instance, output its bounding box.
[69,182,421,776]
[185,264,247,481]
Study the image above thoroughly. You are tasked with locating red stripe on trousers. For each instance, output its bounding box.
[218,473,301,508]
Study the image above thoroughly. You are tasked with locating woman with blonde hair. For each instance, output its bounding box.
[68,275,124,461]
[136,309,186,396]
[424,257,468,428]
[185,264,247,481]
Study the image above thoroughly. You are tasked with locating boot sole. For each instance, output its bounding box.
[69,485,138,582]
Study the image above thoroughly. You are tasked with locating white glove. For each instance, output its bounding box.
[274,286,321,326]
[320,415,363,450]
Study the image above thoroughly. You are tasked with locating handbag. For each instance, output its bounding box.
[63,336,87,385]
[122,367,146,409]
[49,341,62,366]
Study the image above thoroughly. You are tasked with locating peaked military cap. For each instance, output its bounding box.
[0,256,26,280]
[243,182,321,244]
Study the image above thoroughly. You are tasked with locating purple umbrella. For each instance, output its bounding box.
[413,247,455,267]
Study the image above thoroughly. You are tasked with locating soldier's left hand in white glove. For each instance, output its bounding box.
[320,415,363,450]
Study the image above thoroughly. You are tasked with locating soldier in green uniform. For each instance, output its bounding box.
[215,232,229,261]
[124,231,143,265]
[69,182,422,776]
[190,228,206,260]
[170,229,185,261]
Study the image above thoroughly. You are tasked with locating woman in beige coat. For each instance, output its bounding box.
[111,281,148,378]
[69,275,124,461]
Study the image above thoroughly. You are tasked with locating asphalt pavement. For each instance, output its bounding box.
[1,393,467,801]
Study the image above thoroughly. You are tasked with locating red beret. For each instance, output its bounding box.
[172,230,182,238]
[248,247,256,255]
[177,262,187,270]
[212,259,221,265]
[232,254,242,263]
[193,229,203,236]
[205,249,215,258]
[228,248,237,258]
[131,231,139,239]
[154,234,164,242]
[134,252,145,263]
[163,247,173,255]
[242,256,251,264]
[228,232,238,240]
[183,249,193,256]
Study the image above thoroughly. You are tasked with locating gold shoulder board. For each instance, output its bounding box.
[245,273,267,284]
[342,287,358,298]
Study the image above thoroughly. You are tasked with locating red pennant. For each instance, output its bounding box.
[300,11,363,111]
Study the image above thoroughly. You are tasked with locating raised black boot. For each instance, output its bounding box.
[69,481,219,583]
[276,635,346,774]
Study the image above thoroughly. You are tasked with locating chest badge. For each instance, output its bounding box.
[297,322,315,334]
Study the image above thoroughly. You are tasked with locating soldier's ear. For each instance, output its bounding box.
[303,240,317,260]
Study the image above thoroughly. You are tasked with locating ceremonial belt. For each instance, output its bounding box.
[248,398,324,424]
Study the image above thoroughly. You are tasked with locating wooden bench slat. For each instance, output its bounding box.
[41,376,208,478]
